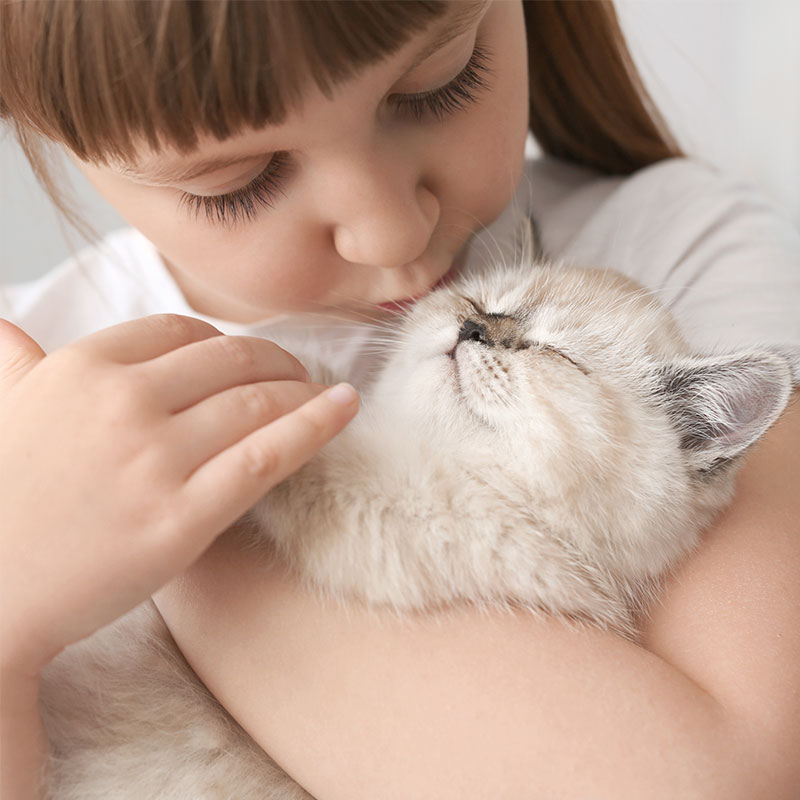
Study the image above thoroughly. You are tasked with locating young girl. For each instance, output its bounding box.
[2,1,799,797]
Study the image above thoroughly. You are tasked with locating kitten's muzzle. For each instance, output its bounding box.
[457,319,489,345]
[456,315,529,351]
[453,316,588,374]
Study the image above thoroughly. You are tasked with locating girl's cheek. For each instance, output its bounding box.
[458,114,527,224]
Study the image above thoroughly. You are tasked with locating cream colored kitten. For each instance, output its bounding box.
[251,257,791,633]
[40,243,793,799]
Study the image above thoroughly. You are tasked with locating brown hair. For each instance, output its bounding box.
[524,1,680,173]
[0,0,680,228]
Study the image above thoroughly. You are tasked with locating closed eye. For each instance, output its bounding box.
[390,43,493,122]
[536,344,590,376]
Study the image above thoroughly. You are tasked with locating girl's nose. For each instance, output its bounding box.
[331,174,440,270]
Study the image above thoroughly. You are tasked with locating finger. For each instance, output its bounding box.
[74,314,224,364]
[180,383,359,538]
[168,380,328,470]
[0,319,47,386]
[145,336,311,413]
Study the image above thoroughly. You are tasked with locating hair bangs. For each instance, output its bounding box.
[0,0,446,165]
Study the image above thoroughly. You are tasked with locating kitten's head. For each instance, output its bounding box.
[370,256,791,545]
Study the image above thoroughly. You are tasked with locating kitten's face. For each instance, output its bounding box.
[374,264,685,460]
[370,260,787,505]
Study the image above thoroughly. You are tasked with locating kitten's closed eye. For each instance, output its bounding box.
[452,315,587,375]
[535,343,588,374]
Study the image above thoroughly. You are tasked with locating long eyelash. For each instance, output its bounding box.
[179,151,291,226]
[392,43,493,122]
[179,45,492,226]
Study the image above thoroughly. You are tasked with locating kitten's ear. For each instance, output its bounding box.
[516,215,543,263]
[659,351,792,470]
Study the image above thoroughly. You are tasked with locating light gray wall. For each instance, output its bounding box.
[0,138,125,283]
[618,0,800,222]
[1,1,798,285]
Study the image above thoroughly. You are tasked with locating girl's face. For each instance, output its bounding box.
[77,0,528,323]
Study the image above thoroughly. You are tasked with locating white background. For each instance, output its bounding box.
[1,0,798,283]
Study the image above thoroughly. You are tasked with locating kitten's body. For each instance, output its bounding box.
[255,264,754,632]
[40,257,792,799]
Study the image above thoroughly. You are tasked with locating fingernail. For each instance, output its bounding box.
[325,382,359,406]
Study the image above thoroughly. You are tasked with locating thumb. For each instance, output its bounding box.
[0,318,47,385]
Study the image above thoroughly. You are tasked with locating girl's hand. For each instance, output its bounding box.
[0,315,359,675]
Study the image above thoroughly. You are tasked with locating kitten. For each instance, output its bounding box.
[40,239,793,799]
[250,252,792,634]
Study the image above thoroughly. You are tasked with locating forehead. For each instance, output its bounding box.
[112,0,490,184]
[397,0,489,74]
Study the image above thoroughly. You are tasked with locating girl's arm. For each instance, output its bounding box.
[155,393,800,799]
[0,317,358,799]
[0,670,47,799]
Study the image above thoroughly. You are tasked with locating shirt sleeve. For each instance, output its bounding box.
[0,257,121,352]
[559,158,800,380]
[0,229,179,353]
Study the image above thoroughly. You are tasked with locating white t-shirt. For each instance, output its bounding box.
[3,157,799,381]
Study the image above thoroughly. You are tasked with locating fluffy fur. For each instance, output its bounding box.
[40,245,793,798]
[252,258,792,632]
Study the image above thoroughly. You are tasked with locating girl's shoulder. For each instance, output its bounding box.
[527,155,799,271]
[527,155,800,369]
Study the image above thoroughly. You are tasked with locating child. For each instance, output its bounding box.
[1,1,798,797]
